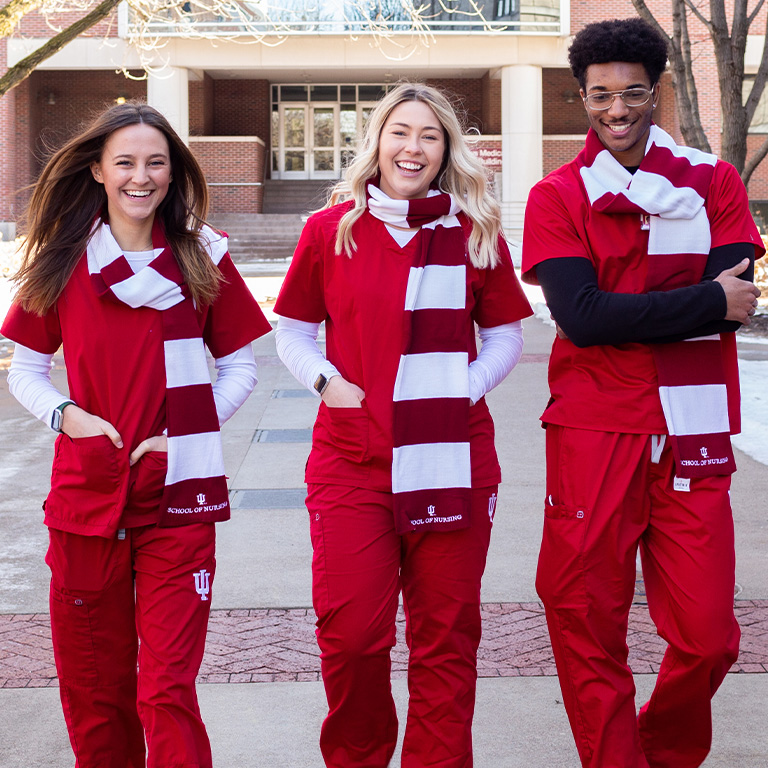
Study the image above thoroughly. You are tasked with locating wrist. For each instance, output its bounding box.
[313,373,337,396]
[50,400,75,433]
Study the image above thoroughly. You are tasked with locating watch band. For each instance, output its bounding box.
[50,400,75,433]
[313,374,331,396]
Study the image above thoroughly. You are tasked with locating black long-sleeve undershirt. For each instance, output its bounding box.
[534,243,755,347]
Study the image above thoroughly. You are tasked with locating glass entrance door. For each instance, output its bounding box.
[280,105,308,179]
[309,105,339,179]
[276,104,340,179]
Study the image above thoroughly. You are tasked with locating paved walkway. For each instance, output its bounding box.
[4,601,768,689]
[1,283,768,766]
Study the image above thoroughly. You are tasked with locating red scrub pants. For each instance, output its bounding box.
[306,483,497,768]
[536,426,739,768]
[46,523,216,768]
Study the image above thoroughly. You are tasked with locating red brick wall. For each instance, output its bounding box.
[190,81,204,137]
[189,75,217,137]
[0,40,17,221]
[426,78,484,131]
[746,134,768,200]
[212,79,270,138]
[480,73,498,134]
[542,139,583,175]
[16,8,120,37]
[190,138,265,214]
[543,68,589,135]
[13,78,34,218]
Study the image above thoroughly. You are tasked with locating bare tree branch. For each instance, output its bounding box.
[747,0,766,27]
[0,0,44,38]
[743,132,768,182]
[0,0,120,97]
[744,7,768,126]
[631,0,673,43]
[676,0,710,151]
[681,0,711,31]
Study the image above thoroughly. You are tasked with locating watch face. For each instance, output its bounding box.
[314,374,327,394]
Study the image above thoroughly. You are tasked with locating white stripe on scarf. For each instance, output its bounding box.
[392,443,472,494]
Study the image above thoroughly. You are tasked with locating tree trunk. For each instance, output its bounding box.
[631,0,711,152]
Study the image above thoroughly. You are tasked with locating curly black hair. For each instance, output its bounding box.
[569,18,669,90]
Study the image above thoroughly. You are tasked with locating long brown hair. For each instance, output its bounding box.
[14,101,222,315]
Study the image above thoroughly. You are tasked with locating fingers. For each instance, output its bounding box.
[61,405,123,447]
[322,376,365,408]
[129,441,147,466]
[129,435,167,466]
[724,285,760,323]
[103,423,124,450]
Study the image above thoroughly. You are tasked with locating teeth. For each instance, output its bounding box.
[398,162,423,171]
[607,124,630,132]
[125,190,151,198]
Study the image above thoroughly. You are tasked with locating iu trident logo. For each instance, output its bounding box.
[427,505,436,517]
[488,492,497,522]
[194,569,211,601]
[197,493,206,505]
[700,447,709,459]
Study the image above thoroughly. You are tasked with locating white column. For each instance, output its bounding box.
[500,64,542,242]
[147,66,189,143]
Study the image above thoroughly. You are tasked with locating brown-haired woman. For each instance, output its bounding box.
[2,102,272,767]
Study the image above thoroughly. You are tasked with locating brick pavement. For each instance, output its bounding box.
[2,600,767,689]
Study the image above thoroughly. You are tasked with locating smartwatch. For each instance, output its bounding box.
[313,374,331,396]
[51,401,75,433]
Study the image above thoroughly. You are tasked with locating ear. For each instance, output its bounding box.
[579,88,587,110]
[652,81,661,106]
[91,162,104,184]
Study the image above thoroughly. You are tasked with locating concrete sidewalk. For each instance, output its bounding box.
[1,313,767,766]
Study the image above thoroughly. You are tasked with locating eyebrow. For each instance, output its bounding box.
[389,121,443,131]
[111,152,168,160]
[588,83,649,92]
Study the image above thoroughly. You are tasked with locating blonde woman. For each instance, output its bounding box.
[275,82,532,767]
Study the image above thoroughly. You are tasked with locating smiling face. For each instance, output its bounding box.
[377,99,446,200]
[91,122,172,240]
[581,61,659,167]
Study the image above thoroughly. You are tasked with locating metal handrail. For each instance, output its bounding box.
[127,19,560,36]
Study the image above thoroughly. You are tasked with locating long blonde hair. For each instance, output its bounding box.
[327,82,502,269]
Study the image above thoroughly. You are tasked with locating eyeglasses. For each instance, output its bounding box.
[583,88,653,110]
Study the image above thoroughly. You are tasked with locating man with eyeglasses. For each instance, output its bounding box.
[521,17,763,768]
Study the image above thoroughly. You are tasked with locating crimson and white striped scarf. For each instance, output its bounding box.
[87,218,233,524]
[578,125,735,477]
[368,183,473,533]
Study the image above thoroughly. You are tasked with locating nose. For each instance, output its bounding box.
[131,164,150,184]
[606,94,630,118]
[405,134,423,154]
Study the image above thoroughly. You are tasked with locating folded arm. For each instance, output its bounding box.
[536,243,759,347]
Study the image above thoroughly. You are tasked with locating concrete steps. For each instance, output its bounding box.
[211,179,339,262]
[211,213,305,263]
[262,179,334,214]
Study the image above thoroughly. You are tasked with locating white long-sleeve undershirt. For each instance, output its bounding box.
[7,342,258,430]
[275,315,523,404]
